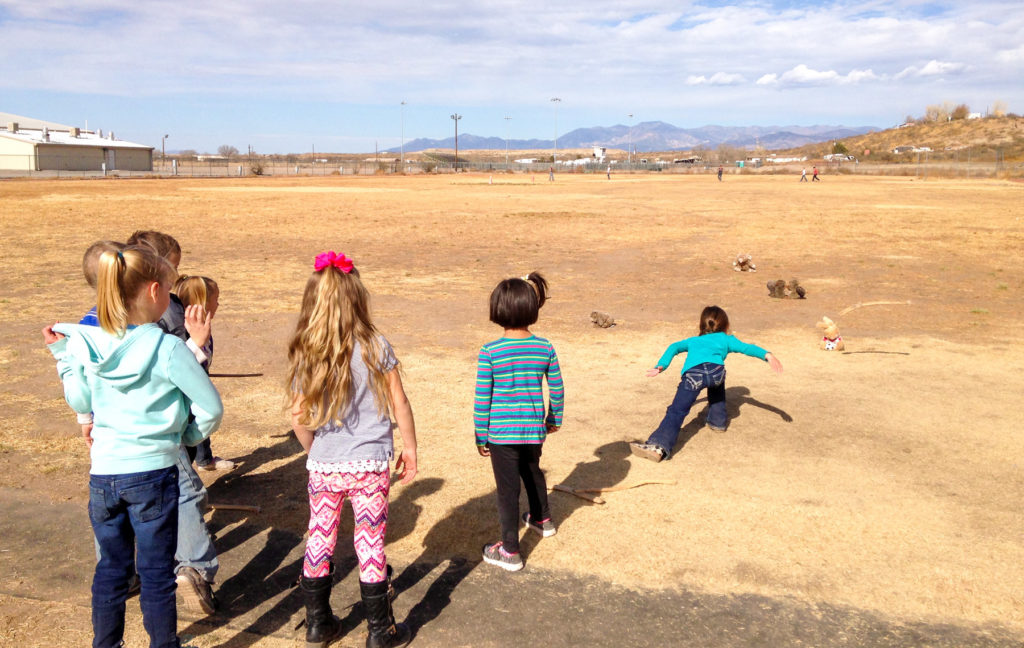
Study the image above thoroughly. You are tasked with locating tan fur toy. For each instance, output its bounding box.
[816,316,845,351]
[767,279,806,299]
[733,253,756,272]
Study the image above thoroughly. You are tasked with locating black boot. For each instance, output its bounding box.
[300,571,342,648]
[361,579,410,648]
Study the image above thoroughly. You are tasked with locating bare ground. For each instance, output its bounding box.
[0,172,1022,646]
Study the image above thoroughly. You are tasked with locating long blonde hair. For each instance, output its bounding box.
[96,246,176,336]
[286,261,393,429]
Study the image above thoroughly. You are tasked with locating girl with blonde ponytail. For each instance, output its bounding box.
[42,244,223,648]
[286,251,417,648]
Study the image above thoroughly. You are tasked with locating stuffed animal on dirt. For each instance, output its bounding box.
[590,311,617,328]
[733,253,756,272]
[767,278,807,299]
[816,316,844,351]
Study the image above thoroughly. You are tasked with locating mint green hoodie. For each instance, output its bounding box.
[48,322,223,475]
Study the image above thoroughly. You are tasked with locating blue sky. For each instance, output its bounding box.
[1,0,1021,153]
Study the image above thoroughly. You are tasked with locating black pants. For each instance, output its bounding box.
[185,438,213,467]
[488,443,549,554]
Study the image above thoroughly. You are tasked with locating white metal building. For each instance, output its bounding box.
[0,112,153,172]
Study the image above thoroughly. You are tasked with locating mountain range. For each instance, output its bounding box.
[389,121,880,153]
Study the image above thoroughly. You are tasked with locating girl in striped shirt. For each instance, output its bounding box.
[474,272,564,571]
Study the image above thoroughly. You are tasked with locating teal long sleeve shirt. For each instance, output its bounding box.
[656,332,769,374]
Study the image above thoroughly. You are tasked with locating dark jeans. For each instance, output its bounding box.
[488,443,549,554]
[89,466,180,648]
[186,438,213,467]
[647,363,727,456]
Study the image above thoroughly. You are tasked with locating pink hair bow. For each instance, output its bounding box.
[313,251,354,273]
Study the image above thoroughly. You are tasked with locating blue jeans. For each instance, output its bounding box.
[647,363,728,456]
[89,466,180,648]
[174,446,219,582]
[92,447,218,582]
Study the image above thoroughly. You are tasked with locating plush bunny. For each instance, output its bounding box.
[733,253,756,272]
[816,316,844,351]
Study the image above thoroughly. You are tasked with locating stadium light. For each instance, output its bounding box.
[551,98,561,164]
[162,134,168,164]
[450,113,462,172]
[401,101,406,167]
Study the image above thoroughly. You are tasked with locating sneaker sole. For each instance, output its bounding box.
[629,443,664,462]
[482,552,524,572]
[176,574,217,615]
[521,516,557,538]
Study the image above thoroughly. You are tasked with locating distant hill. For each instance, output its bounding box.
[390,121,879,153]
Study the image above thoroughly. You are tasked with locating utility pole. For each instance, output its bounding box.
[504,115,512,167]
[450,113,462,172]
[400,101,406,168]
[551,97,561,165]
[627,115,632,167]
[161,134,168,166]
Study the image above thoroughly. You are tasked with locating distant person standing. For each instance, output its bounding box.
[548,166,555,182]
[606,164,611,180]
[812,166,820,182]
[717,166,723,181]
[800,168,808,182]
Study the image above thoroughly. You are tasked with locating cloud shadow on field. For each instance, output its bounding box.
[662,385,793,458]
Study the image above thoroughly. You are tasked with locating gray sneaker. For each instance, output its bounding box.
[629,441,666,462]
[175,566,217,615]
[521,513,557,538]
[482,542,523,572]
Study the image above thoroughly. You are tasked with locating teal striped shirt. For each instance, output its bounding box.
[474,335,564,446]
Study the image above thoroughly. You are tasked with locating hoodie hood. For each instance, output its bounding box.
[53,322,166,392]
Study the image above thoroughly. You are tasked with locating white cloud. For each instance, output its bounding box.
[758,65,881,87]
[686,72,745,86]
[896,60,969,79]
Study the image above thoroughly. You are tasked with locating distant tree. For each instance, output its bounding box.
[832,141,849,154]
[903,115,916,125]
[924,104,945,122]
[178,149,197,159]
[991,100,1008,117]
[951,104,970,120]
[218,145,239,158]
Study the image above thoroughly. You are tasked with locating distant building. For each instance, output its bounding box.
[0,112,153,172]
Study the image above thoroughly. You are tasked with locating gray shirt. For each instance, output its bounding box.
[308,337,398,468]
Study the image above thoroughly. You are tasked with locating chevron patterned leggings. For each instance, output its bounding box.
[303,470,390,583]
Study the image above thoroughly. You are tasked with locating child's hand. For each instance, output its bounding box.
[81,423,94,448]
[546,424,560,434]
[184,304,212,348]
[477,445,490,457]
[42,324,64,344]
[645,367,663,378]
[766,352,783,374]
[394,447,417,484]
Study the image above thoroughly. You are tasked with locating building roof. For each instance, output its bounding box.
[0,111,76,130]
[0,127,152,150]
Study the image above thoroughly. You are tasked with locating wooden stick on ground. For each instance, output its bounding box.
[208,503,261,514]
[552,480,676,505]
[838,300,912,317]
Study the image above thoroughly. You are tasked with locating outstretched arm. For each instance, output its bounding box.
[765,352,783,374]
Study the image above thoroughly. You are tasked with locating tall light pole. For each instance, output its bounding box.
[161,134,168,164]
[504,115,511,167]
[400,101,406,167]
[627,114,633,167]
[550,97,561,165]
[450,113,462,172]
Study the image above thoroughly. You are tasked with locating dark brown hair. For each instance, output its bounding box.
[82,240,125,288]
[699,305,730,335]
[489,271,549,329]
[126,230,181,261]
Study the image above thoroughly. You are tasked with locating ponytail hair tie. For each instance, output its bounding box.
[314,251,354,273]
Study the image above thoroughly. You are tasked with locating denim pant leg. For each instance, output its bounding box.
[647,374,703,453]
[192,438,213,467]
[174,446,218,582]
[488,443,523,554]
[705,370,728,430]
[91,467,180,648]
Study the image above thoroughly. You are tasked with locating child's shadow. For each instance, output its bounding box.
[179,438,440,648]
[668,385,792,457]
[394,441,632,638]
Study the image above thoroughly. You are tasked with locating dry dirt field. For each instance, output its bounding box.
[1,172,1022,646]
